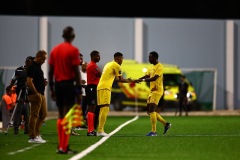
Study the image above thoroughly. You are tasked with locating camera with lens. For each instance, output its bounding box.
[14,68,28,90]
[15,69,27,78]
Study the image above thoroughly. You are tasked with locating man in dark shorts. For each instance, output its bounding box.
[86,50,101,136]
[48,26,81,154]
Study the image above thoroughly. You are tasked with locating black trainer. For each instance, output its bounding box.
[56,146,77,154]
[71,129,80,136]
[80,124,88,129]
[57,149,77,154]
[87,131,97,136]
[163,122,171,134]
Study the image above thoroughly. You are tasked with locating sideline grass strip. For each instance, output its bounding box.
[0,116,239,160]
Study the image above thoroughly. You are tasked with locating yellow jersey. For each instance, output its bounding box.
[146,62,163,94]
[97,61,122,91]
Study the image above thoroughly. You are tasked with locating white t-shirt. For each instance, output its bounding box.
[80,70,87,96]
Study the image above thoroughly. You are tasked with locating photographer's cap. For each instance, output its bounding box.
[26,56,34,62]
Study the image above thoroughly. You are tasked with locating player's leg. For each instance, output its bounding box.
[97,89,110,136]
[56,81,77,154]
[86,85,97,135]
[94,105,100,130]
[146,93,158,136]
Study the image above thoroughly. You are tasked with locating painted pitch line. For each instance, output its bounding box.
[69,116,139,160]
[8,144,41,155]
[172,134,240,137]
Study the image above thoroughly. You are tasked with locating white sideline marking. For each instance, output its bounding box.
[8,144,41,155]
[174,134,240,137]
[69,116,139,160]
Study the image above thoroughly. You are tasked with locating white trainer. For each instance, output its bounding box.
[28,137,46,143]
[36,135,46,143]
[97,132,109,137]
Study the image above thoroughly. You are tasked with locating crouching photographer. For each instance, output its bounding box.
[7,56,34,134]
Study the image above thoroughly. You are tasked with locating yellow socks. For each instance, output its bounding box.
[150,112,157,132]
[156,112,166,125]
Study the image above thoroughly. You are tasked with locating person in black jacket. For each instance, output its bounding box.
[177,75,189,116]
[7,56,34,134]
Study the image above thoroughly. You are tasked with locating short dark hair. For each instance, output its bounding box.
[6,86,12,91]
[62,26,75,40]
[149,51,158,59]
[114,52,123,58]
[90,50,99,58]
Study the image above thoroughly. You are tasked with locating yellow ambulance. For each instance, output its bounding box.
[111,60,197,111]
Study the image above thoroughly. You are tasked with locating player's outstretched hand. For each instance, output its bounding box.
[127,77,133,82]
[134,79,142,83]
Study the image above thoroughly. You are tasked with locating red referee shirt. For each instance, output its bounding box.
[49,42,80,81]
[87,61,101,85]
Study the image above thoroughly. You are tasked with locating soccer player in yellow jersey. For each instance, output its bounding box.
[96,52,134,136]
[136,51,171,136]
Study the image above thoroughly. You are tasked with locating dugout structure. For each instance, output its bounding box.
[182,68,217,111]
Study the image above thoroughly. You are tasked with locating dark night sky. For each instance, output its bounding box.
[0,0,240,19]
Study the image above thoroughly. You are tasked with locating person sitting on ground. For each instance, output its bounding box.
[1,86,16,133]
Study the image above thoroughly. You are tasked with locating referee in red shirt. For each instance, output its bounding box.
[48,26,81,154]
[86,50,101,136]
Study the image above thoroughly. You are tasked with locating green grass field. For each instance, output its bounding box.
[0,115,240,160]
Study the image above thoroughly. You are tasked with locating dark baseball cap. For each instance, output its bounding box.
[26,56,34,61]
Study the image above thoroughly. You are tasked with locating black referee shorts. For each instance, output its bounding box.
[85,84,97,105]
